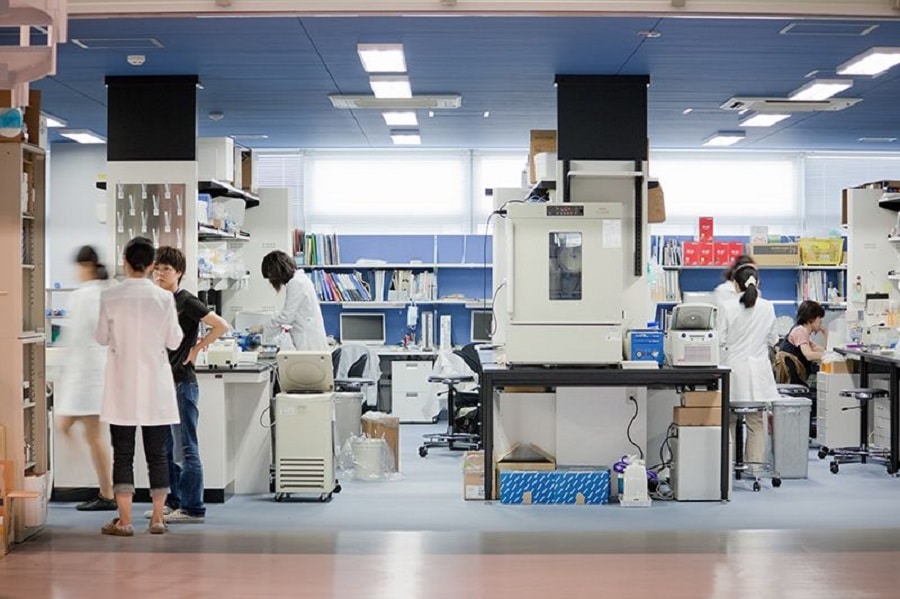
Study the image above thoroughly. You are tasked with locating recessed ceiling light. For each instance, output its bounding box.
[382,111,418,126]
[428,110,435,118]
[682,108,693,115]
[789,78,853,101]
[739,113,791,127]
[483,111,490,118]
[837,47,900,76]
[390,130,421,145]
[42,113,66,128]
[369,75,412,99]
[59,129,106,144]
[703,130,745,147]
[357,43,407,73]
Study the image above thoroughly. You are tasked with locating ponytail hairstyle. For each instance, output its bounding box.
[733,262,760,308]
[724,254,755,282]
[75,245,109,281]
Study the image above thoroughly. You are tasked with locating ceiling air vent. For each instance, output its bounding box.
[780,22,878,37]
[328,94,462,110]
[720,97,861,113]
[72,38,164,50]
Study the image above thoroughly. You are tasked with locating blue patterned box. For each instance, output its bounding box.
[499,471,557,504]
[554,469,610,505]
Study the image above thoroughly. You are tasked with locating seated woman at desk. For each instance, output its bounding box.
[776,300,827,387]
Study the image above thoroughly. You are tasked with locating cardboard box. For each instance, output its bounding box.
[529,129,557,184]
[748,243,800,267]
[699,217,714,241]
[0,425,5,461]
[495,443,556,500]
[683,241,700,266]
[673,406,722,426]
[683,390,722,407]
[729,241,745,261]
[821,359,858,374]
[554,469,610,505]
[714,243,730,266]
[648,181,666,223]
[361,413,400,472]
[463,451,485,500]
[499,470,557,504]
[697,241,715,265]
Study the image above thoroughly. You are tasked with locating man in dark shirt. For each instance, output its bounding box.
[151,246,230,523]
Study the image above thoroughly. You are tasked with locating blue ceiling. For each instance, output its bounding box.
[28,15,900,151]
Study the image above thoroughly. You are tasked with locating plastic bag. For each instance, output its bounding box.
[337,434,403,482]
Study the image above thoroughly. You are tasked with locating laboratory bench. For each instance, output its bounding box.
[833,348,900,475]
[479,363,732,501]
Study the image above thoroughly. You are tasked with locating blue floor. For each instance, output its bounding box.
[47,423,900,534]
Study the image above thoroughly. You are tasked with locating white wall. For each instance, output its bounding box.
[47,144,108,293]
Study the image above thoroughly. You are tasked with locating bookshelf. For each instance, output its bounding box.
[297,234,494,346]
[0,141,48,544]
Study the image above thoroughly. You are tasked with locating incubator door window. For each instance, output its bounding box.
[549,232,582,301]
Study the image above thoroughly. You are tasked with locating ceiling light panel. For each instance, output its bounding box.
[789,79,853,101]
[390,130,421,145]
[370,76,412,99]
[739,113,791,127]
[329,95,461,110]
[358,43,407,73]
[42,113,66,127]
[382,111,418,126]
[837,47,900,76]
[703,131,745,147]
[59,129,106,144]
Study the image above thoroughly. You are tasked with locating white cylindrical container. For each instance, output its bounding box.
[352,438,386,479]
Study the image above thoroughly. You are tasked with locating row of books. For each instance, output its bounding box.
[309,270,371,302]
[298,232,341,265]
[798,271,845,303]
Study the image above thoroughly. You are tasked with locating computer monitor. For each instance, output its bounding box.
[470,310,493,344]
[276,351,334,393]
[340,313,386,345]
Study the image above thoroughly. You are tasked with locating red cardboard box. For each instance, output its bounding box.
[699,217,714,241]
[683,241,700,266]
[714,243,730,266]
[697,241,715,265]
[729,241,745,261]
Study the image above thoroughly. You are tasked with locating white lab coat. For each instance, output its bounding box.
[266,271,328,351]
[55,280,108,416]
[717,295,779,401]
[713,281,738,313]
[96,278,183,426]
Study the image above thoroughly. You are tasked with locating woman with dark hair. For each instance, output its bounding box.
[260,250,327,351]
[56,245,114,511]
[713,254,756,310]
[778,300,827,386]
[717,262,779,465]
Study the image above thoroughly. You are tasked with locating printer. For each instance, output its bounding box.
[664,303,720,367]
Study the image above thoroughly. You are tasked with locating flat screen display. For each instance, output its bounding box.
[340,313,386,345]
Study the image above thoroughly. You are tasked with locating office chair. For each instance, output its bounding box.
[331,347,343,379]
[822,387,893,475]
[419,344,482,457]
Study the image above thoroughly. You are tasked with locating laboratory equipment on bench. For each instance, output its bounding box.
[272,350,341,502]
[664,303,720,367]
[504,202,624,364]
[206,338,239,368]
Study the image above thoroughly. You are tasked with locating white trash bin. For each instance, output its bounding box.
[772,397,812,479]
[333,392,363,454]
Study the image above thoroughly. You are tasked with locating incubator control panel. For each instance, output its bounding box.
[546,204,584,217]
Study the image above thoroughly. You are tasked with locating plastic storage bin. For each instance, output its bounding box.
[772,397,812,479]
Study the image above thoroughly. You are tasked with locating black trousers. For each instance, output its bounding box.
[109,424,170,497]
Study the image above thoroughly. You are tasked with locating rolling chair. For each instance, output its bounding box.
[419,343,482,457]
[821,387,894,474]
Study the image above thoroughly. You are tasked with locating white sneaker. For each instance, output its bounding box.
[164,508,205,524]
[143,505,174,519]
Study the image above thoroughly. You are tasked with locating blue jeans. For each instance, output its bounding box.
[166,382,205,516]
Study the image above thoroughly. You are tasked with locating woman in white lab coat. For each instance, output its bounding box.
[96,237,183,536]
[717,262,779,465]
[713,254,756,312]
[260,250,328,351]
[55,246,115,511]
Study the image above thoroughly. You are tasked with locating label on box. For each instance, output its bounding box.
[465,484,485,500]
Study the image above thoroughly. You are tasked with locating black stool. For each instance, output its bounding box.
[824,388,892,474]
[419,373,479,457]
[731,400,781,491]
